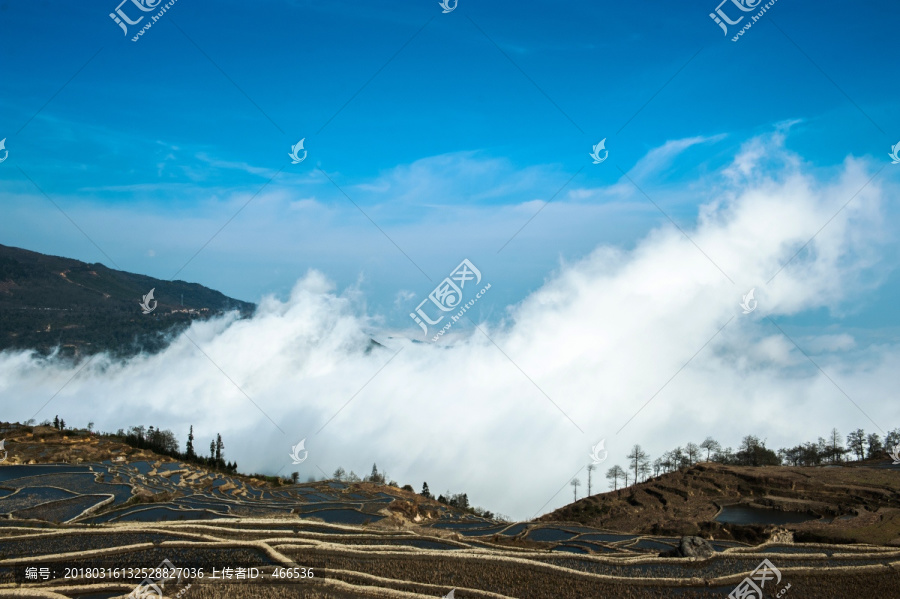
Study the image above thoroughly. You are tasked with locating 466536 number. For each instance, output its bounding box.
[271,567,313,579]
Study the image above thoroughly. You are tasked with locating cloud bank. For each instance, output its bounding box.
[2,133,897,520]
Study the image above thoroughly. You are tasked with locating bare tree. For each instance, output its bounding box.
[660,451,673,473]
[866,433,883,459]
[847,429,865,461]
[586,463,595,496]
[627,444,649,484]
[717,446,734,463]
[606,465,625,490]
[652,457,663,477]
[700,437,721,461]
[886,428,900,450]
[638,460,652,481]
[685,442,701,466]
[570,477,581,502]
[829,428,845,464]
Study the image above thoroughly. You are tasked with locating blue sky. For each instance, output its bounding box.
[2,1,897,324]
[2,1,900,517]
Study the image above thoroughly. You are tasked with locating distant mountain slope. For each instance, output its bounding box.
[0,243,254,358]
[540,462,900,546]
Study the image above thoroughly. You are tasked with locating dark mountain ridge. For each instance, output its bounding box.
[0,243,255,358]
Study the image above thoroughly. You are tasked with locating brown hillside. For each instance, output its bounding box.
[540,462,900,546]
[0,423,470,525]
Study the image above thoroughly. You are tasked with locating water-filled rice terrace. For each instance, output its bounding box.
[1,462,898,598]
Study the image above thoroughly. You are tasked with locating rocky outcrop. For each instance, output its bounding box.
[769,528,794,543]
[658,535,716,558]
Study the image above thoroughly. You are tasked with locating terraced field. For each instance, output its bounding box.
[1,461,898,598]
[544,461,900,547]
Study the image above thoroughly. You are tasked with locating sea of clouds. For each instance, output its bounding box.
[2,131,897,520]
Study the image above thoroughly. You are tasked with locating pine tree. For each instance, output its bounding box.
[186,426,196,459]
[215,434,223,464]
[421,482,432,499]
[59,418,66,431]
[53,415,60,430]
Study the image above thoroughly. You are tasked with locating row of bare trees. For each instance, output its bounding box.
[780,427,900,466]
[332,463,387,484]
[567,428,900,500]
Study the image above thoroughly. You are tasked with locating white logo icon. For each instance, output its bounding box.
[0,138,7,164]
[289,439,308,464]
[0,439,7,463]
[890,142,900,164]
[139,288,157,314]
[890,444,900,465]
[740,288,757,314]
[589,439,608,464]
[439,0,457,13]
[289,139,307,164]
[442,590,455,599]
[589,139,608,164]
